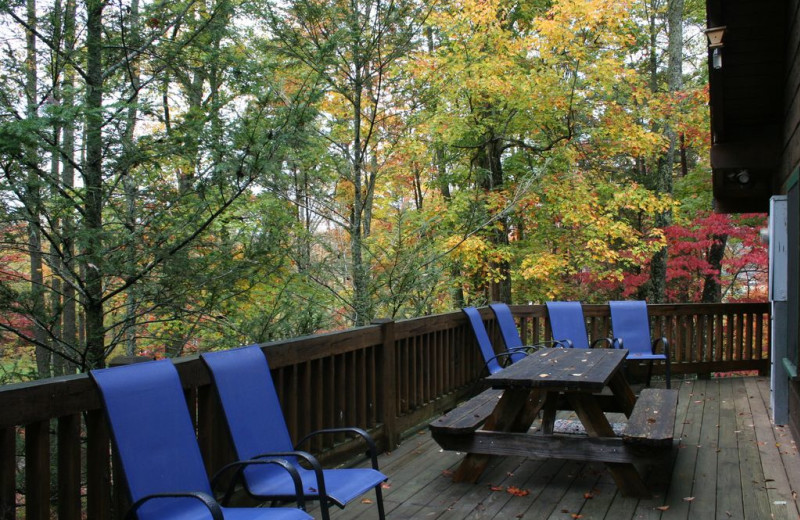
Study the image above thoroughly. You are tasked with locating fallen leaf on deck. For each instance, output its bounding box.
[683,496,695,502]
[361,498,373,504]
[441,469,453,478]
[583,492,594,499]
[655,505,670,511]
[571,514,583,519]
[381,482,391,489]
[507,486,529,497]
[489,485,504,492]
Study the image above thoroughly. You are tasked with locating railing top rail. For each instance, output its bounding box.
[0,302,770,428]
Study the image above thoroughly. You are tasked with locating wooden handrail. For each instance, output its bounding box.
[0,302,770,519]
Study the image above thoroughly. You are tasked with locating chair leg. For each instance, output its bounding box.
[375,484,386,520]
[319,498,331,520]
[665,359,671,389]
[645,360,653,388]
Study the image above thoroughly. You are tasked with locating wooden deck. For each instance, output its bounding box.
[322,376,800,520]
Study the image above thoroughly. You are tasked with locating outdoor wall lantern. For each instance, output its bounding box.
[725,168,751,187]
[705,26,726,69]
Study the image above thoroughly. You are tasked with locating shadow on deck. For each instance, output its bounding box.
[325,377,799,520]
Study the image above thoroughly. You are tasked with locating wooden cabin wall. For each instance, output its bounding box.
[782,0,800,441]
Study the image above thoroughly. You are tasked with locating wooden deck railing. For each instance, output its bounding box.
[0,302,769,519]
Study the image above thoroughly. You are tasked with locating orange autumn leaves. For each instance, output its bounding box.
[488,484,530,497]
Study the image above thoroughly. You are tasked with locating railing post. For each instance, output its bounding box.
[373,318,399,451]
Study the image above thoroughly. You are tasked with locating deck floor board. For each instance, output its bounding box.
[319,377,800,520]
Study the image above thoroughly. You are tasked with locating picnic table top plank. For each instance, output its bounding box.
[484,348,628,392]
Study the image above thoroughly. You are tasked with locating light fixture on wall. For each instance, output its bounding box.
[724,168,752,187]
[705,26,726,70]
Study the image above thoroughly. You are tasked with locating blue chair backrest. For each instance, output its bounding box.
[462,307,507,375]
[545,301,590,349]
[609,300,653,354]
[90,360,216,520]
[488,304,527,360]
[202,346,296,482]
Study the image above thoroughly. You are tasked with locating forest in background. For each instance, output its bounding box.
[0,0,767,380]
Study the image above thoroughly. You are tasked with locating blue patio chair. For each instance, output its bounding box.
[609,300,672,389]
[463,306,528,375]
[201,346,387,520]
[487,303,569,353]
[545,301,615,349]
[90,359,312,520]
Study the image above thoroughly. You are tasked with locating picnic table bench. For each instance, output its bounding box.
[429,348,678,497]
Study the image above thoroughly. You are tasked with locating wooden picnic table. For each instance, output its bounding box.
[430,347,678,498]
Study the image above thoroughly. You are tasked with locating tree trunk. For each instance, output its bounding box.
[123,0,140,356]
[702,234,727,302]
[476,137,512,303]
[25,0,51,377]
[647,0,683,303]
[350,82,371,325]
[84,0,106,369]
[57,0,78,374]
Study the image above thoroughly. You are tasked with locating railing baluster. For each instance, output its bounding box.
[85,409,110,520]
[57,414,81,520]
[0,427,16,520]
[24,420,49,520]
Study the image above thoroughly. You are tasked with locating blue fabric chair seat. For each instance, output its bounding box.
[609,300,671,388]
[90,360,312,520]
[463,306,524,374]
[545,301,614,349]
[202,346,387,520]
[245,466,385,507]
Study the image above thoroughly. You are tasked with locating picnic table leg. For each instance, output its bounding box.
[453,388,545,483]
[540,392,558,434]
[607,371,636,417]
[566,392,651,498]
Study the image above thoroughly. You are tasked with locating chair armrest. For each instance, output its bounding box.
[611,337,624,349]
[297,427,380,470]
[652,336,670,358]
[483,351,518,371]
[591,337,614,348]
[551,339,574,348]
[211,457,307,508]
[124,491,223,520]
[248,450,329,500]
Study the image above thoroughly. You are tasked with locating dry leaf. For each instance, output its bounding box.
[361,498,373,504]
[489,485,504,492]
[571,514,583,519]
[381,482,391,489]
[507,486,530,497]
[683,496,695,502]
[584,492,594,499]
[655,505,670,511]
